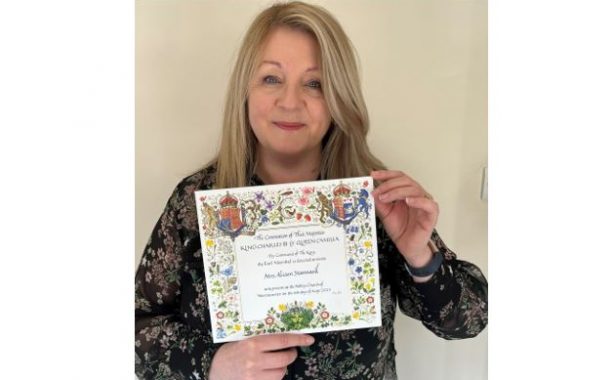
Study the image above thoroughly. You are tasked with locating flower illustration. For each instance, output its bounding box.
[348,258,355,266]
[320,311,330,319]
[322,343,333,354]
[206,239,215,248]
[200,196,206,202]
[367,296,374,304]
[302,187,314,195]
[349,342,363,356]
[364,241,372,248]
[179,339,188,352]
[305,366,319,377]
[278,304,287,312]
[306,300,314,309]
[221,267,233,277]
[363,180,368,187]
[355,266,363,274]
[234,324,242,331]
[305,215,311,222]
[296,213,303,220]
[352,311,360,319]
[265,316,274,325]
[280,307,314,329]
[216,311,224,319]
[298,197,309,206]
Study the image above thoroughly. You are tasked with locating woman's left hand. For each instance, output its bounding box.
[371,170,439,267]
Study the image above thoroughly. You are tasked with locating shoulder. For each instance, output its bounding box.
[165,164,217,223]
[174,164,217,196]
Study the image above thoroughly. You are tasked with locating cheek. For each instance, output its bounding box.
[247,93,270,130]
[311,100,332,132]
[247,96,259,124]
[247,92,278,148]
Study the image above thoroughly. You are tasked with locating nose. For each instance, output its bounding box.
[276,83,303,110]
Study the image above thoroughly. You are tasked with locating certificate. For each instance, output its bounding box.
[195,177,381,343]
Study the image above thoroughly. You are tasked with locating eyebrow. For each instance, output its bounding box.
[260,60,320,72]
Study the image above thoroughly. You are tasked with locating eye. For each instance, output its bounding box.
[306,80,321,89]
[263,75,281,85]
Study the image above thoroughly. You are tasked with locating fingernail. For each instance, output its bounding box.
[305,336,315,345]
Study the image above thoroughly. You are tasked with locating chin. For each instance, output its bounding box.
[267,143,314,157]
[274,147,307,156]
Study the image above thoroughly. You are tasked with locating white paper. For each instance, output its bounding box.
[195,177,381,343]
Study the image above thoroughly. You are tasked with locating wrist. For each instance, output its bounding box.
[403,245,433,268]
[404,244,444,280]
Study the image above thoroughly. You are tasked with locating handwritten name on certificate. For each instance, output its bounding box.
[195,177,381,343]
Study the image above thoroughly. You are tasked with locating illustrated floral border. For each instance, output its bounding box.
[196,178,379,341]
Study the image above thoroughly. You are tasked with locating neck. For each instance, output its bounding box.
[255,147,321,185]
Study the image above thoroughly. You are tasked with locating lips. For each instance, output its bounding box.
[273,121,306,131]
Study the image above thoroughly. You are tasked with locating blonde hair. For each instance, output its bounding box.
[212,1,385,188]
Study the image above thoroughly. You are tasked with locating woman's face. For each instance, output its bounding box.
[247,27,332,159]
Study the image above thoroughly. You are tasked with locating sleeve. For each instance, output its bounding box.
[135,182,220,380]
[379,222,488,339]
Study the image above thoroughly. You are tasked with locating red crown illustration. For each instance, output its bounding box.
[219,193,239,207]
[333,184,351,196]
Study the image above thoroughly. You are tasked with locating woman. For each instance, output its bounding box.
[135,2,487,379]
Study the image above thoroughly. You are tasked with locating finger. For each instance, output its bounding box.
[256,333,315,352]
[376,186,425,204]
[373,194,394,220]
[377,186,424,203]
[370,170,407,181]
[405,197,439,225]
[260,348,298,370]
[261,368,288,380]
[372,175,424,198]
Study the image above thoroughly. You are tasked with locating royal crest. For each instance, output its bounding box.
[217,192,245,239]
[331,183,358,224]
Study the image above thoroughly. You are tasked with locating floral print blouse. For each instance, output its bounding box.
[135,165,488,380]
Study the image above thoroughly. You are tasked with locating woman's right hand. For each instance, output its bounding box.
[208,333,315,380]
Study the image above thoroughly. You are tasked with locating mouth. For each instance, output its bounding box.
[273,121,306,131]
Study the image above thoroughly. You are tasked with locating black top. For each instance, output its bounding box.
[135,165,488,380]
